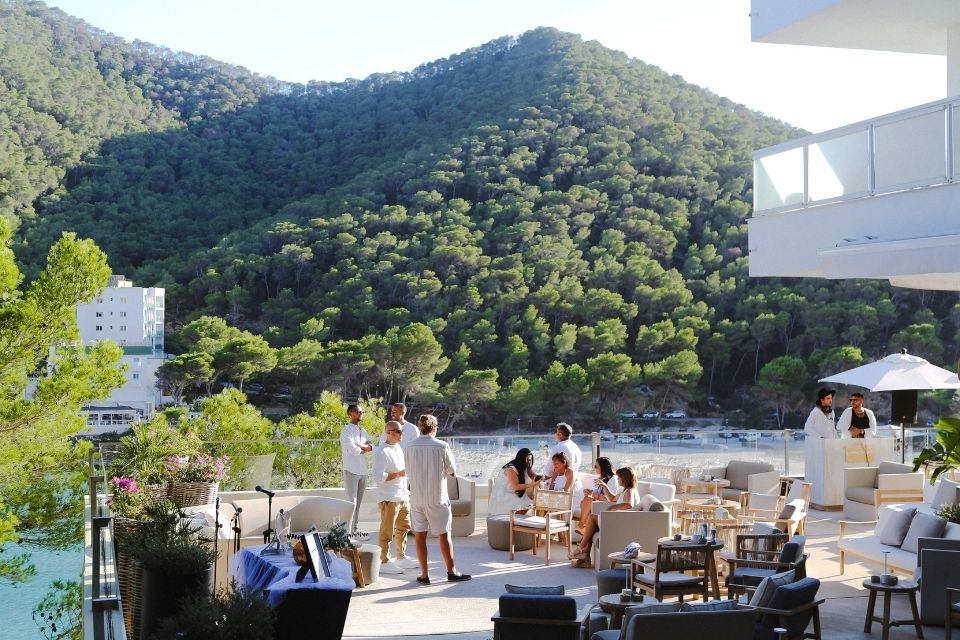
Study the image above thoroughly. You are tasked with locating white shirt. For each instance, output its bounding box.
[546,438,582,475]
[804,406,838,439]
[400,420,419,450]
[837,407,877,438]
[340,422,372,475]
[405,434,456,508]
[374,442,409,502]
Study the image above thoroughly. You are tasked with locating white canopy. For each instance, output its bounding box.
[819,350,960,392]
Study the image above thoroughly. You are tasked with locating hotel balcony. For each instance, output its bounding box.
[749,97,960,290]
[748,0,960,290]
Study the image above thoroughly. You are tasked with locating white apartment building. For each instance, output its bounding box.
[75,275,168,432]
[748,1,960,290]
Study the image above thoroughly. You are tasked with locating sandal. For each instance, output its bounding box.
[568,547,589,560]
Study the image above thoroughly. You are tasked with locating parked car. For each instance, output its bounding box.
[619,411,639,419]
[664,409,687,419]
[615,435,634,444]
[599,430,614,441]
[641,410,660,419]
[245,383,264,395]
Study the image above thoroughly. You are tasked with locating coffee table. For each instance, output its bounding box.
[684,497,741,516]
[862,578,923,640]
[682,478,730,497]
[598,592,655,628]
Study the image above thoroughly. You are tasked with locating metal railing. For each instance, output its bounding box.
[83,449,126,640]
[753,95,960,215]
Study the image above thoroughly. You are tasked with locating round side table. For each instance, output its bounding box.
[861,578,922,640]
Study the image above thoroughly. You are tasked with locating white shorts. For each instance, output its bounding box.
[410,503,452,536]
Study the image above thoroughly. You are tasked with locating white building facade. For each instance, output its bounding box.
[748,1,960,290]
[75,275,168,430]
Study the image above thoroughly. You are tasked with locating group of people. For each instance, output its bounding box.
[803,387,877,439]
[339,402,470,584]
[487,422,638,567]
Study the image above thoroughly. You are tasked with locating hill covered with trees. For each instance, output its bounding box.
[3,0,958,427]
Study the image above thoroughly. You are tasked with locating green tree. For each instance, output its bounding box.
[644,350,703,417]
[755,356,807,427]
[373,323,449,403]
[156,352,214,403]
[216,334,278,391]
[443,369,499,430]
[584,353,641,417]
[0,225,124,585]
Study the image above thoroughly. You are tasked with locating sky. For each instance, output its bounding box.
[43,0,945,134]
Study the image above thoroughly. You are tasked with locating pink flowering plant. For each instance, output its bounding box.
[108,476,153,520]
[164,454,228,483]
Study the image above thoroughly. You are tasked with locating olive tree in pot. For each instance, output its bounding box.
[130,501,217,639]
[150,584,275,640]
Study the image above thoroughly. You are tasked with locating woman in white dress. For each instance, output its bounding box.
[577,456,619,532]
[569,466,639,562]
[488,448,540,516]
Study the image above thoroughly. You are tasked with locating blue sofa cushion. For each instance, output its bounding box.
[498,593,577,620]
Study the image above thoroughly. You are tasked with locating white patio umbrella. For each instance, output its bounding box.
[819,350,960,391]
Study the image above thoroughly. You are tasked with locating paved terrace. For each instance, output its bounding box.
[343,509,944,640]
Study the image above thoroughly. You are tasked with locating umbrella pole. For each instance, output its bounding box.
[900,422,905,464]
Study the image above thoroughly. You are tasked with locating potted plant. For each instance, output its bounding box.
[912,416,960,483]
[165,452,228,508]
[110,420,196,496]
[150,584,275,640]
[130,501,218,639]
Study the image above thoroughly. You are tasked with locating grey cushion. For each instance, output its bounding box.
[446,476,460,500]
[725,461,774,491]
[944,522,960,541]
[877,461,913,478]
[450,500,471,517]
[901,511,947,553]
[878,507,917,546]
[497,594,576,620]
[620,602,680,638]
[635,494,665,512]
[845,486,877,504]
[749,570,795,607]
[679,599,739,611]
[504,583,564,595]
[932,479,960,509]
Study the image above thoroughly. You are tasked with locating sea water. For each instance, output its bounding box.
[0,546,82,639]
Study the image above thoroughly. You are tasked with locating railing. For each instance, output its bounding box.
[83,449,126,640]
[753,95,960,215]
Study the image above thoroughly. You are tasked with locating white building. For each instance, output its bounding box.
[748,1,960,290]
[74,275,168,431]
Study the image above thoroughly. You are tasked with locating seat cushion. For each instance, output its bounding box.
[845,486,877,504]
[634,494,665,511]
[446,476,460,500]
[680,599,738,611]
[634,572,703,587]
[450,499,471,517]
[932,479,960,509]
[504,584,564,595]
[749,570,795,607]
[878,461,913,476]
[761,577,820,636]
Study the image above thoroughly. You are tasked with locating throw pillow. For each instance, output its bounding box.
[504,583,564,595]
[635,494,665,512]
[932,479,960,509]
[877,506,917,546]
[748,570,795,608]
[679,599,738,611]
[901,511,948,554]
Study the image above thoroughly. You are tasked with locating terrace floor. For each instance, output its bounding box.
[342,510,948,640]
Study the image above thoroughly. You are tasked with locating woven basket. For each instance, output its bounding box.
[113,517,146,640]
[169,481,218,508]
[141,483,170,500]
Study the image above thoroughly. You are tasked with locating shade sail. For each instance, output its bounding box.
[819,351,960,392]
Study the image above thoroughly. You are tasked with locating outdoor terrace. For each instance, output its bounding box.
[83,429,946,640]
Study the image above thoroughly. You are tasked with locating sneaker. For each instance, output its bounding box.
[396,557,419,569]
[379,561,404,575]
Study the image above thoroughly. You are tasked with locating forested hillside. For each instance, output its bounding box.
[3,1,958,427]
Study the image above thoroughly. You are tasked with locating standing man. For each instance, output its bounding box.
[391,402,420,449]
[838,392,877,438]
[373,420,415,574]
[804,388,838,438]
[340,403,373,535]
[545,422,582,480]
[404,413,470,584]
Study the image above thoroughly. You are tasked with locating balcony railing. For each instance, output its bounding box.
[754,95,960,215]
[83,450,126,640]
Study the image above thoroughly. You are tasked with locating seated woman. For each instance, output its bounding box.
[577,456,619,532]
[488,448,541,516]
[569,466,638,562]
[546,452,582,498]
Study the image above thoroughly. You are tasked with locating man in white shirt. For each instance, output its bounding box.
[546,422,582,479]
[405,413,470,584]
[804,388,838,439]
[838,392,877,438]
[340,404,373,534]
[390,402,419,449]
[373,420,415,574]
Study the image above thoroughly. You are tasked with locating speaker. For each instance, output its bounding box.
[890,390,918,424]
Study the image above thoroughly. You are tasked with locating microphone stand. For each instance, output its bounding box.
[259,488,282,555]
[231,507,242,553]
[213,496,221,592]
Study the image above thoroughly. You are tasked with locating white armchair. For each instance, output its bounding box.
[591,506,671,573]
[703,460,779,502]
[447,474,476,537]
[843,461,924,521]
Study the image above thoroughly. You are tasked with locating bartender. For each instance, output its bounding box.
[838,392,877,438]
[804,387,838,438]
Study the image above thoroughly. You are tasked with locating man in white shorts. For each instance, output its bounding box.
[404,413,471,584]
